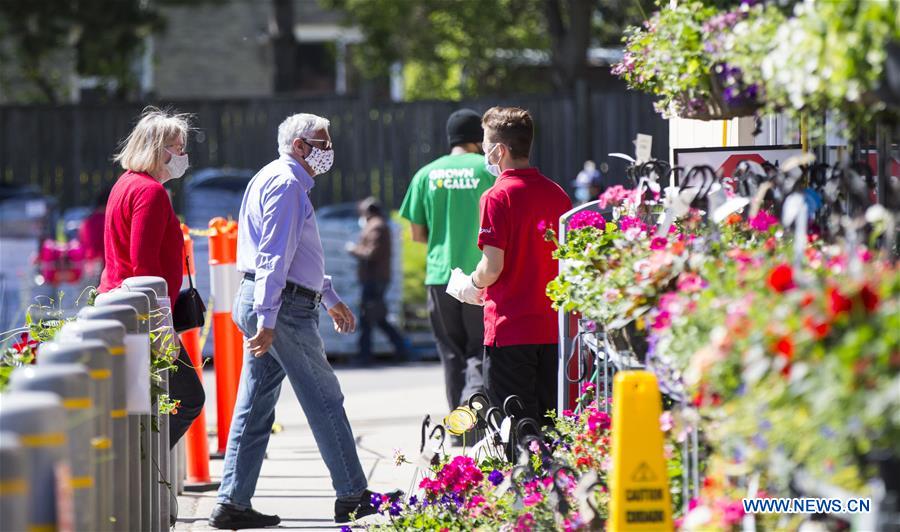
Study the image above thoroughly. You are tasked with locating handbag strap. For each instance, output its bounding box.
[185,255,195,290]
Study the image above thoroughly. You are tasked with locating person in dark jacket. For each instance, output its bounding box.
[346,197,409,364]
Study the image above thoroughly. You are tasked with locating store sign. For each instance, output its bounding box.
[674,144,803,182]
[609,371,673,530]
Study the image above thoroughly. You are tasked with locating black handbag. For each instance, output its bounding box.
[172,256,206,333]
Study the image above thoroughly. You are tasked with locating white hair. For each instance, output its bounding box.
[277,113,330,155]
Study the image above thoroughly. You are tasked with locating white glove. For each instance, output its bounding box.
[446,268,484,306]
[459,277,485,306]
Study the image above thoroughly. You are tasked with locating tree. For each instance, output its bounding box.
[0,0,219,103]
[322,0,655,99]
[272,0,301,93]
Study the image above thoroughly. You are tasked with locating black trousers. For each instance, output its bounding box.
[167,345,206,449]
[358,281,407,363]
[483,343,558,427]
[427,285,485,410]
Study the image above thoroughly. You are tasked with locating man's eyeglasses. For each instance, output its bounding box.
[302,138,333,150]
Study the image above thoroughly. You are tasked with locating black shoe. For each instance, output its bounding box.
[208,503,280,530]
[334,489,403,523]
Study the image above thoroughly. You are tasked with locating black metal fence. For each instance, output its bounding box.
[0,90,668,212]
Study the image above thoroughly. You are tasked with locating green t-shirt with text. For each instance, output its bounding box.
[399,153,496,285]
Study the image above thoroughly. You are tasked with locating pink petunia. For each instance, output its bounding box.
[677,272,706,293]
[650,236,668,250]
[523,492,543,507]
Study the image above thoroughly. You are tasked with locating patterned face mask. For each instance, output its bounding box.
[304,146,334,176]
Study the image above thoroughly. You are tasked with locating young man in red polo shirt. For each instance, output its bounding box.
[458,106,572,426]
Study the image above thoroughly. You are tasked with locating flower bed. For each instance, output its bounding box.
[367,392,688,531]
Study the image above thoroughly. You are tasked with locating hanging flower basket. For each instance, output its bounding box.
[677,68,761,121]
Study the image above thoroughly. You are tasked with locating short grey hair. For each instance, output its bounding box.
[277,113,330,155]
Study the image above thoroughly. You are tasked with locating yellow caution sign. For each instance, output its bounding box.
[609,371,673,531]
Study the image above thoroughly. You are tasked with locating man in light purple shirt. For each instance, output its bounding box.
[211,113,398,529]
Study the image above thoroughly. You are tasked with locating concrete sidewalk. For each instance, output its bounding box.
[175,361,447,531]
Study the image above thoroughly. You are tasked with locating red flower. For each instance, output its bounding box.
[827,287,853,317]
[774,336,794,360]
[800,293,815,308]
[649,236,668,250]
[767,263,795,293]
[803,316,831,339]
[774,336,794,376]
[860,284,879,313]
[12,333,38,353]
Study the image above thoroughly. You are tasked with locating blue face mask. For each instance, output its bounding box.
[484,144,502,177]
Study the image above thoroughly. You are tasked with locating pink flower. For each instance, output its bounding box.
[598,185,637,209]
[537,220,548,233]
[523,492,543,507]
[677,272,706,293]
[749,211,778,232]
[651,310,671,330]
[587,410,611,433]
[568,211,606,231]
[466,494,485,509]
[721,500,745,525]
[650,236,667,250]
[562,409,574,418]
[529,440,541,454]
[659,411,673,432]
[515,513,536,531]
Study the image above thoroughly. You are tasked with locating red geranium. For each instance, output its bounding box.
[774,336,794,376]
[767,263,795,293]
[859,284,879,313]
[803,316,831,339]
[827,287,853,317]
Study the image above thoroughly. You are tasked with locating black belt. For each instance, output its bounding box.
[242,273,322,305]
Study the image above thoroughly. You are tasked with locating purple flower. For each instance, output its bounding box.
[370,492,382,507]
[340,527,352,532]
[488,469,504,486]
[389,501,402,516]
[409,495,419,506]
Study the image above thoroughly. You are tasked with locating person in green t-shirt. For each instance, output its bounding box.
[399,109,496,413]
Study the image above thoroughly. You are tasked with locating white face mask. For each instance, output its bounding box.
[305,146,334,176]
[484,144,501,177]
[164,149,189,180]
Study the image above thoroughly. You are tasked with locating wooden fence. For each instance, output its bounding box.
[0,90,668,212]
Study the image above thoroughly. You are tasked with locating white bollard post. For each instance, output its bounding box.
[0,391,71,532]
[38,339,114,532]
[72,310,133,531]
[9,365,95,532]
[0,432,29,532]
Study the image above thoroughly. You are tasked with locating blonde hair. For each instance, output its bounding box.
[114,107,191,175]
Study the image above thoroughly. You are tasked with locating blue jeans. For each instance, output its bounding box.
[217,279,367,509]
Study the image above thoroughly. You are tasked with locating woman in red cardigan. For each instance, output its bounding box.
[99,107,204,451]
